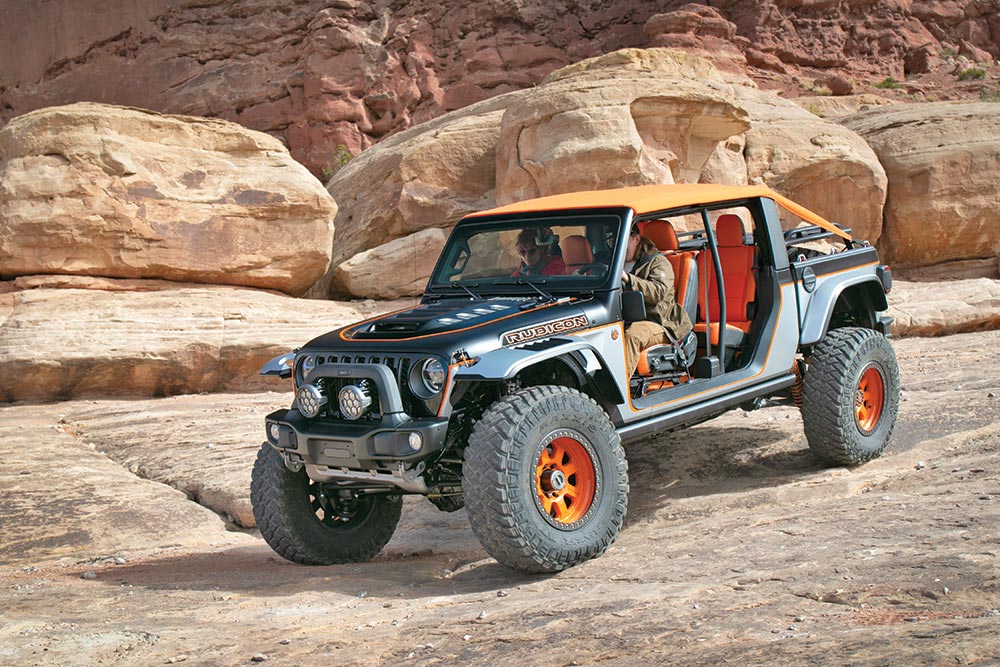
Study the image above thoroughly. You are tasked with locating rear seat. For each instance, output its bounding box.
[694,214,756,350]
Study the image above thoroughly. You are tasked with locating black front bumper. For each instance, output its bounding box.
[265,408,450,470]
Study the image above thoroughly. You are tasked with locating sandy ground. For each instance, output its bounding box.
[2,332,999,666]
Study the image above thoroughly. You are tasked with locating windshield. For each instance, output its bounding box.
[428,214,622,292]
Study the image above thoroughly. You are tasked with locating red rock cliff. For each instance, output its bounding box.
[1,0,997,175]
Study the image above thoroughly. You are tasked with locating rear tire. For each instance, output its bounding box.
[462,386,628,573]
[250,444,402,565]
[801,327,899,465]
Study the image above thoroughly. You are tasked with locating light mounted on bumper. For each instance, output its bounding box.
[296,384,327,418]
[339,381,374,420]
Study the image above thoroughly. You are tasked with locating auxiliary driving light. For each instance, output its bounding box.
[407,431,423,452]
[338,383,373,420]
[296,384,327,418]
[268,422,281,443]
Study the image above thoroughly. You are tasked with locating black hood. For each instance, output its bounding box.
[346,298,529,339]
[302,296,604,356]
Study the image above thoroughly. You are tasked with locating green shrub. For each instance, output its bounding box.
[874,76,903,90]
[981,85,1000,102]
[958,67,987,81]
[319,144,356,181]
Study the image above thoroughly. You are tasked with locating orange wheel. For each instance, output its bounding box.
[535,434,597,525]
[855,365,884,434]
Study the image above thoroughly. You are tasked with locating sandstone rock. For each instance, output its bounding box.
[794,94,896,119]
[642,6,747,72]
[825,75,854,96]
[60,393,295,529]
[493,48,885,245]
[496,49,753,204]
[959,39,994,65]
[889,278,1000,337]
[3,1,999,178]
[0,103,335,296]
[904,44,944,74]
[334,228,448,299]
[738,88,887,243]
[0,1,635,175]
[0,403,244,564]
[0,284,365,402]
[841,102,1000,267]
[700,135,749,186]
[315,93,519,294]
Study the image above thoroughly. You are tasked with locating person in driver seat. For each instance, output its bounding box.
[512,227,566,277]
[622,225,693,376]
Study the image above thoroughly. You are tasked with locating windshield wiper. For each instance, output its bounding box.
[451,281,483,300]
[495,278,556,304]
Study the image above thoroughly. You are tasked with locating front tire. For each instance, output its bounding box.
[250,444,402,565]
[463,386,628,573]
[801,327,900,465]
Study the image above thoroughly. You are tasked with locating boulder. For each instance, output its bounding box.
[0,283,367,402]
[334,227,448,299]
[312,92,521,298]
[0,103,335,296]
[841,102,1000,267]
[737,88,888,243]
[493,48,886,244]
[889,278,1000,337]
[495,49,753,204]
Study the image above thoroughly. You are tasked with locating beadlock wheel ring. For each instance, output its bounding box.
[855,363,885,435]
[533,429,599,530]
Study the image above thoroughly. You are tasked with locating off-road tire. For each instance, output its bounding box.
[250,444,402,565]
[463,385,628,573]
[801,327,900,465]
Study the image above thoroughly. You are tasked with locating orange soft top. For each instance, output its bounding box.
[467,183,852,241]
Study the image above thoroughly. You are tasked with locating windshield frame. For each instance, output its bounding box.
[424,208,634,299]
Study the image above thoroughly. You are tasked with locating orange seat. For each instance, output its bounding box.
[635,220,698,378]
[643,220,698,324]
[695,214,756,345]
[562,235,593,274]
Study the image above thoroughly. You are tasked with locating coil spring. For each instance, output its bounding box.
[790,360,804,408]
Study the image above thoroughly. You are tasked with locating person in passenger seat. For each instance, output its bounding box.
[622,225,694,376]
[512,227,566,277]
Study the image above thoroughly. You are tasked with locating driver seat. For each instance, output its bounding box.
[632,220,698,393]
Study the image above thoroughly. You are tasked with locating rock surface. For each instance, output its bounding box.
[0,103,335,295]
[495,49,886,243]
[496,49,752,203]
[334,227,449,300]
[841,102,1000,268]
[735,87,887,243]
[0,283,370,402]
[312,93,519,297]
[889,277,1000,337]
[2,274,996,403]
[0,403,248,564]
[1,331,999,665]
[2,1,997,177]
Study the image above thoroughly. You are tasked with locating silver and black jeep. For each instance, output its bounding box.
[251,183,898,573]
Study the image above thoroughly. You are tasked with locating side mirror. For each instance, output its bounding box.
[260,352,294,379]
[621,290,646,324]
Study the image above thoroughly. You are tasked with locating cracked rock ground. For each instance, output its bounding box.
[1,332,999,666]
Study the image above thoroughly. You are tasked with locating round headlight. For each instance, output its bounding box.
[299,354,316,380]
[339,383,373,420]
[296,384,327,418]
[420,358,446,394]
